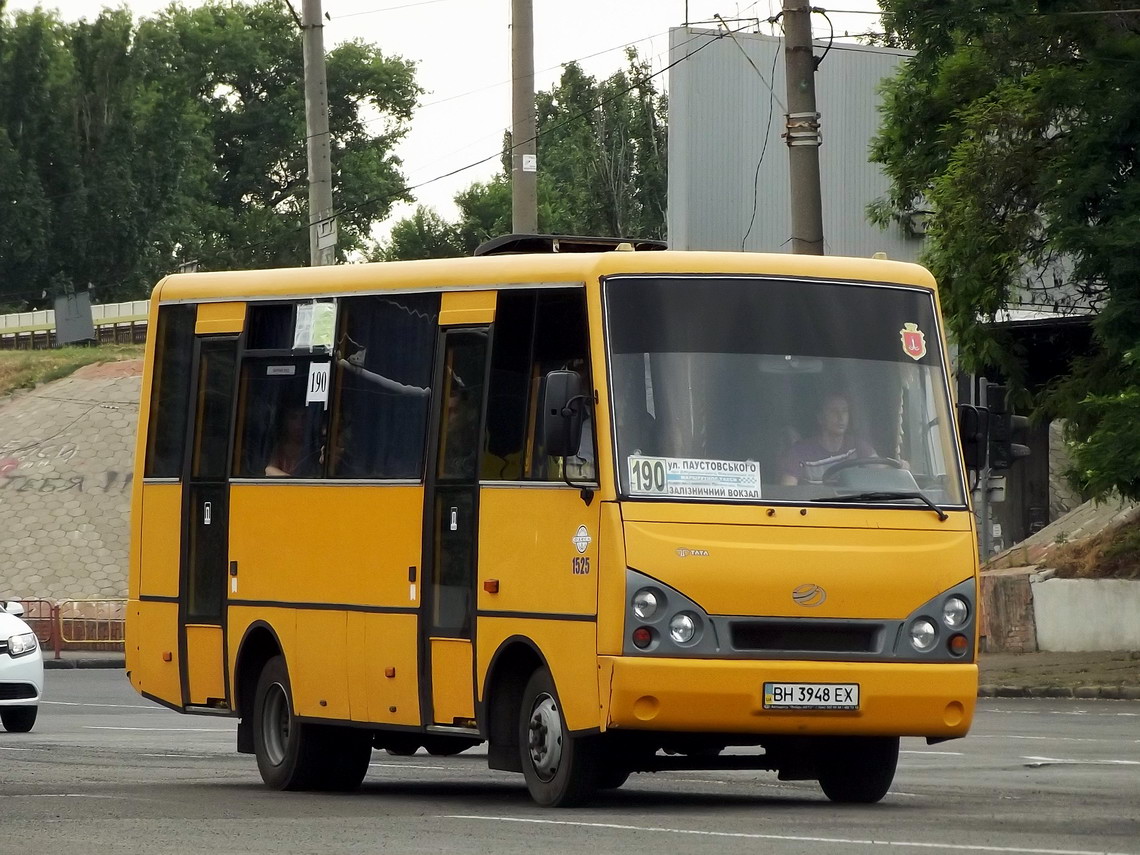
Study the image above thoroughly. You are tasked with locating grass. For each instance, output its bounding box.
[1051,516,1140,581]
[0,344,144,399]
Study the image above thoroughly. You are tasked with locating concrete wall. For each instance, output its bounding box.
[1033,578,1140,652]
[0,363,140,600]
[980,569,1038,653]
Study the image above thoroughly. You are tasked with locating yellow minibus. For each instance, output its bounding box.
[127,235,980,806]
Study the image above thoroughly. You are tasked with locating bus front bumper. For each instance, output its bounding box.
[601,656,977,739]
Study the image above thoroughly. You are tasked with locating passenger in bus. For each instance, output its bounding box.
[265,406,319,477]
[779,392,876,485]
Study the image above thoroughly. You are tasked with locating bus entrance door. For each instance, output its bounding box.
[179,335,238,708]
[422,328,489,725]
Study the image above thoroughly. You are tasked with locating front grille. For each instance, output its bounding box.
[0,683,37,700]
[730,621,881,654]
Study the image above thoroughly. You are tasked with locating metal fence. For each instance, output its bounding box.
[9,598,126,659]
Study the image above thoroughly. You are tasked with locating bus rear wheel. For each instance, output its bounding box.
[518,667,602,807]
[252,655,371,791]
[816,736,899,804]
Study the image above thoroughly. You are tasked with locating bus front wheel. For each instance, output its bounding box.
[252,655,371,791]
[816,736,899,804]
[518,667,602,807]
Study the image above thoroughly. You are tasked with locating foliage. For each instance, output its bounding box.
[870,0,1140,499]
[380,49,668,260]
[0,2,419,308]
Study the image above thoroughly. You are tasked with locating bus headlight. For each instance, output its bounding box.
[632,589,659,620]
[908,618,938,652]
[668,612,700,645]
[942,596,969,629]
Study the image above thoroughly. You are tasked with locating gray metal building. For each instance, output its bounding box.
[667,27,919,261]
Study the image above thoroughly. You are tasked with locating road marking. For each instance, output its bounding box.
[82,726,232,732]
[0,746,36,751]
[11,794,119,799]
[369,762,449,771]
[1022,756,1140,767]
[902,750,964,756]
[44,700,164,711]
[443,816,1135,854]
[141,753,213,759]
[974,735,1140,745]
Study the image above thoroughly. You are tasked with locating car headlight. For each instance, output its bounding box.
[908,618,938,653]
[632,589,659,620]
[7,632,38,657]
[942,596,969,629]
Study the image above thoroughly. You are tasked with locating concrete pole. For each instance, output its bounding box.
[782,0,824,255]
[510,0,537,234]
[302,0,336,265]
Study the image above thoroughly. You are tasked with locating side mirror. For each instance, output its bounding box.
[956,404,988,471]
[3,600,25,618]
[541,370,585,459]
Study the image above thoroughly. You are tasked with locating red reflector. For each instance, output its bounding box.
[948,634,969,656]
[632,627,652,649]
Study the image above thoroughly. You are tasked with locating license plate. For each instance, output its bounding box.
[763,682,859,710]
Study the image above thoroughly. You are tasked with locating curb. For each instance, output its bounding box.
[44,658,126,670]
[978,684,1140,700]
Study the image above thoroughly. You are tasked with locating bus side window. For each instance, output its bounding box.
[144,304,196,479]
[328,294,439,480]
[233,360,326,478]
[481,289,593,483]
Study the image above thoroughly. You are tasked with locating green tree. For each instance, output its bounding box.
[381,50,667,260]
[869,0,1140,499]
[0,1,420,307]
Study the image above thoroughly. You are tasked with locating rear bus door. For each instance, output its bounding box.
[179,328,240,709]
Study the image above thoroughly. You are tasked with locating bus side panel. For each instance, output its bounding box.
[128,600,182,705]
[138,483,183,598]
[228,605,297,707]
[228,485,422,722]
[128,482,184,704]
[350,612,421,726]
[476,487,600,618]
[595,501,627,656]
[477,617,599,733]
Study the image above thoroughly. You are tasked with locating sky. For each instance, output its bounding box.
[6,0,882,239]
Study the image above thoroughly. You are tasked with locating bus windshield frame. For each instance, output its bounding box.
[602,273,968,510]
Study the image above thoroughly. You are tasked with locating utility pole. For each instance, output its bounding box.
[782,0,824,255]
[510,0,537,233]
[302,0,336,265]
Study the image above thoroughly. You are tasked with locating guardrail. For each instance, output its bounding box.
[7,598,126,659]
[0,300,149,350]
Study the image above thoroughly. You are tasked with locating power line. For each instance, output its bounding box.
[330,0,457,20]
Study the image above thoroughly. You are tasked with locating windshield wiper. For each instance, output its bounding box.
[813,491,948,521]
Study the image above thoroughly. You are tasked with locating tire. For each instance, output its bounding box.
[596,763,631,790]
[252,655,371,791]
[423,736,477,757]
[817,736,899,804]
[0,706,37,733]
[518,667,602,807]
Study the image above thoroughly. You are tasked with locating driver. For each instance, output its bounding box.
[780,392,876,485]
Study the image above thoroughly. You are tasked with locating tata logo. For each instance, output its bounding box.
[572,525,592,554]
[676,548,709,558]
[792,583,827,607]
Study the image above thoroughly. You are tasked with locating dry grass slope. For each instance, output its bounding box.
[0,345,143,399]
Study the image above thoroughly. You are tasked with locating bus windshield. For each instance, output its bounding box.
[604,275,966,507]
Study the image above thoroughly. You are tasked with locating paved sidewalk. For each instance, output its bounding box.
[43,648,1140,699]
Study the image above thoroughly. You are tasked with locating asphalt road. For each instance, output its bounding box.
[1,671,1137,855]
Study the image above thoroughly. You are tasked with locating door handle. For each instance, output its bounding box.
[449,506,458,531]
[203,501,212,525]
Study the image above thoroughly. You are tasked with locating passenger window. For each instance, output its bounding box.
[232,358,328,478]
[482,289,594,482]
[144,304,195,478]
[328,293,439,479]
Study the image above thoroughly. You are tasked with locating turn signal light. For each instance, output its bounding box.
[632,627,653,649]
[948,633,969,657]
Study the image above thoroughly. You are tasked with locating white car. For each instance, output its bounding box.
[0,601,43,733]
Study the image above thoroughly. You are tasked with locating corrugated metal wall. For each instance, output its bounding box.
[668,27,922,262]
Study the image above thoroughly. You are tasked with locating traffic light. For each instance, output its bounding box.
[986,383,1031,471]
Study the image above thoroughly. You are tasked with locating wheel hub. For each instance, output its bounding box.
[262,681,290,766]
[527,692,563,782]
